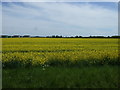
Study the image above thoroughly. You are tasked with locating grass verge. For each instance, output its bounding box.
[3,65,119,88]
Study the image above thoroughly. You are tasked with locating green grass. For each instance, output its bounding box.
[3,65,119,88]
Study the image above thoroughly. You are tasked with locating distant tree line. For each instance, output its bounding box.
[0,35,30,38]
[0,35,120,38]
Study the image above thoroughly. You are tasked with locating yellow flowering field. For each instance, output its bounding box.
[2,38,119,68]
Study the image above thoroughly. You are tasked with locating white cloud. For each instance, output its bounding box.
[2,0,119,2]
[0,3,2,34]
[2,2,118,36]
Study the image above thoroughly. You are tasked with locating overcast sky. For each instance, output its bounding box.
[2,2,118,36]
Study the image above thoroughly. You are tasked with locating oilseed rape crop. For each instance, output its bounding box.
[2,38,119,68]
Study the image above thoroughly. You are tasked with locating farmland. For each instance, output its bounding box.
[2,38,120,88]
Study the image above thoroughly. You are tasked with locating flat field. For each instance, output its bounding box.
[2,38,120,88]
